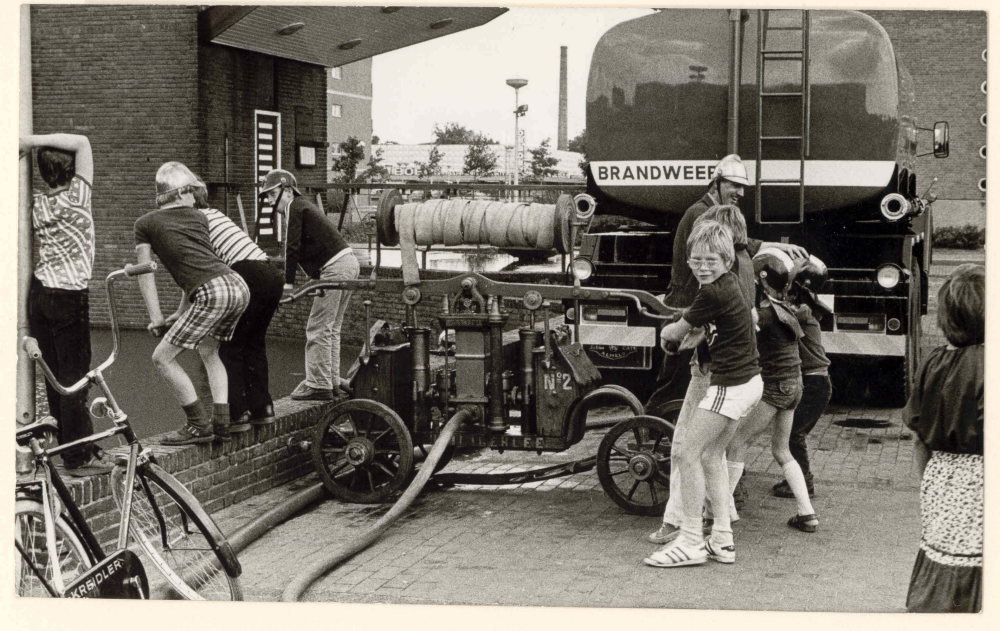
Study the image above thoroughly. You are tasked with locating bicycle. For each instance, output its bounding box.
[15,262,242,600]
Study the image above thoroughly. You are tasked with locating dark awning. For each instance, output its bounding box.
[200,5,508,67]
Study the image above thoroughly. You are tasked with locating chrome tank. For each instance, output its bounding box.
[586,9,917,224]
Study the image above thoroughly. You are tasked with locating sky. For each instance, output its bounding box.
[371,7,654,147]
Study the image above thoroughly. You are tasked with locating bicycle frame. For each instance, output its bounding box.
[16,264,157,598]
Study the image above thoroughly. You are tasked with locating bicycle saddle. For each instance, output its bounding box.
[16,418,59,447]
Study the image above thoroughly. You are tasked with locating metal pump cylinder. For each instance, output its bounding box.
[519,328,543,434]
[487,300,507,432]
[409,327,432,395]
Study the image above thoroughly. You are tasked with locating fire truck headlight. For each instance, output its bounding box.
[571,258,594,281]
[876,264,902,289]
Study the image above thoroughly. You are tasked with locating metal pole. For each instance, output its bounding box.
[727,9,744,155]
[513,89,520,203]
[18,5,35,426]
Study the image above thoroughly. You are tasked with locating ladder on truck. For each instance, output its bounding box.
[755,9,810,224]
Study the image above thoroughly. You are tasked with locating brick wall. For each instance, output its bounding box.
[864,10,988,203]
[30,4,203,328]
[29,6,330,327]
[65,398,333,553]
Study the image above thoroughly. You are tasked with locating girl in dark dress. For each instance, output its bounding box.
[904,264,984,613]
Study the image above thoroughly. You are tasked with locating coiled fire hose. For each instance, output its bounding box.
[281,408,473,601]
[393,196,575,286]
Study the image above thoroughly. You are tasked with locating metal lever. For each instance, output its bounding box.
[541,301,553,370]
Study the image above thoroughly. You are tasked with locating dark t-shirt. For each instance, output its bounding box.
[683,271,760,386]
[795,305,831,373]
[757,301,803,382]
[904,344,983,455]
[284,196,351,285]
[134,207,232,296]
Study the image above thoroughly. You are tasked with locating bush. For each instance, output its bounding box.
[933,224,985,250]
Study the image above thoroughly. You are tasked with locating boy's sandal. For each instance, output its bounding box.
[788,513,819,533]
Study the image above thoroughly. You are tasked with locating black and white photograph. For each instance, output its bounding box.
[9,0,991,623]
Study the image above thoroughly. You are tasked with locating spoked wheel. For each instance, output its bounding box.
[14,499,93,597]
[111,464,243,601]
[597,415,674,516]
[311,399,414,503]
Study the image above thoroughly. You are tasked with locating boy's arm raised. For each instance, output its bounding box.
[19,133,93,184]
[135,244,166,329]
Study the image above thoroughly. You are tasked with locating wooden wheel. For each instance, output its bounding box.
[311,400,414,503]
[597,415,674,516]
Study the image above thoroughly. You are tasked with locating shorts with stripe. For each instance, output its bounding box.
[165,273,250,350]
[698,374,763,421]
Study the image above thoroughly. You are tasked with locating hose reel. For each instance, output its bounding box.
[375,191,583,285]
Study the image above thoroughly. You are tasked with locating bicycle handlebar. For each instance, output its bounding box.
[124,261,157,277]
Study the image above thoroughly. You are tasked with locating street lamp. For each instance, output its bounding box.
[506,78,528,192]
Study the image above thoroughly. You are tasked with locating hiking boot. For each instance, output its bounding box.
[230,411,252,434]
[249,404,276,426]
[159,424,214,446]
[290,381,334,401]
[648,522,681,545]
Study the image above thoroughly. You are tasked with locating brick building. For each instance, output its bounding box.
[863,10,988,228]
[327,60,374,178]
[26,5,506,325]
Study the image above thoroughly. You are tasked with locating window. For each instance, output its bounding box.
[331,67,342,80]
[331,104,342,118]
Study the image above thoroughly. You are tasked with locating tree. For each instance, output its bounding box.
[330,136,366,182]
[416,146,444,179]
[371,134,381,145]
[463,134,498,178]
[434,122,496,145]
[360,147,389,183]
[568,129,590,178]
[529,138,559,179]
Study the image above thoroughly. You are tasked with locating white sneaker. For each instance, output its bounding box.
[648,522,681,545]
[706,537,736,564]
[643,539,708,568]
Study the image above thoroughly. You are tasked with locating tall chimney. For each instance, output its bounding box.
[558,46,568,151]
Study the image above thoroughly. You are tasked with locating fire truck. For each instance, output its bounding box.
[571,8,949,404]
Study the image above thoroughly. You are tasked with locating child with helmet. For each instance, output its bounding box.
[260,169,359,401]
[771,256,833,499]
[135,161,250,445]
[726,248,819,533]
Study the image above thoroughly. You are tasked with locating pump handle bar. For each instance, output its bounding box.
[22,263,157,397]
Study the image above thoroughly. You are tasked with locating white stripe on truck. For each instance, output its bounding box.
[590,160,896,188]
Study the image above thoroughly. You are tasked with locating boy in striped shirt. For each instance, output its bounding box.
[165,181,284,430]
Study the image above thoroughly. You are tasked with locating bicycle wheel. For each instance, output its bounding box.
[111,464,242,600]
[15,499,93,597]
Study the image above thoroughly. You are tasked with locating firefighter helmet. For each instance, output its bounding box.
[260,169,302,196]
[794,255,829,293]
[753,247,798,298]
[712,154,750,187]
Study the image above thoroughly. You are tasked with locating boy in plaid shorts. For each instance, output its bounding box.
[135,162,250,445]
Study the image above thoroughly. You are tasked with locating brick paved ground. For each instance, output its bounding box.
[206,249,984,612]
[213,402,920,611]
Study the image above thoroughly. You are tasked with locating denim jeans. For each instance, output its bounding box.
[28,277,96,467]
[788,374,833,476]
[304,253,360,390]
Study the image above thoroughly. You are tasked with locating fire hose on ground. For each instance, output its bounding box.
[213,385,646,601]
[281,408,472,602]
